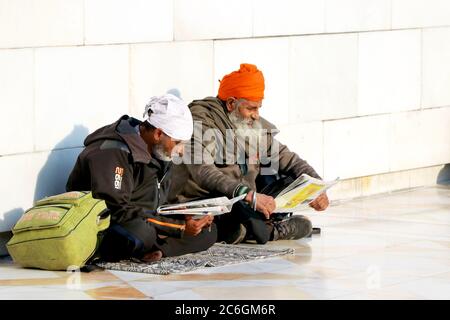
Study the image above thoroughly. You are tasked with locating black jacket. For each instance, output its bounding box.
[66,115,185,238]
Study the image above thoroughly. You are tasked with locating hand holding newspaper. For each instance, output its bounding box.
[157,194,246,218]
[273,174,339,213]
[157,174,338,217]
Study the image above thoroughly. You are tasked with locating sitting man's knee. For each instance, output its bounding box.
[99,220,158,261]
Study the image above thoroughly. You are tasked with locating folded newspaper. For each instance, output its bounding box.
[157,194,246,217]
[274,174,339,213]
[157,174,338,216]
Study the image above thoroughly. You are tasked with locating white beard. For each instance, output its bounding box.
[152,143,172,162]
[229,108,264,143]
[229,108,265,163]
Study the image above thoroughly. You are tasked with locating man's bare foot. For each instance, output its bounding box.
[141,250,163,263]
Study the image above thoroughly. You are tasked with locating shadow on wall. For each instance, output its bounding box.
[0,208,22,256]
[0,208,23,232]
[437,164,450,186]
[0,231,13,256]
[34,125,89,202]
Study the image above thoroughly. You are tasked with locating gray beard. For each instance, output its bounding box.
[152,143,172,162]
[229,108,264,142]
[229,108,265,160]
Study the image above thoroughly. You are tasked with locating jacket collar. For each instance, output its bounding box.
[115,115,152,164]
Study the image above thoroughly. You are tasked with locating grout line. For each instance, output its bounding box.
[321,105,450,122]
[389,0,393,30]
[212,39,216,94]
[1,25,450,51]
[128,44,132,115]
[171,0,175,42]
[82,0,86,45]
[251,0,255,37]
[0,147,84,158]
[420,28,424,110]
[355,32,360,116]
[321,120,325,179]
[32,48,36,153]
[330,184,441,205]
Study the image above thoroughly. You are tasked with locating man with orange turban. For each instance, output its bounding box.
[170,63,329,244]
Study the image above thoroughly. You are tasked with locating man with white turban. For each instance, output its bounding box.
[66,94,216,262]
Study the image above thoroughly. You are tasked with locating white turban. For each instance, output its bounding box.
[143,94,193,141]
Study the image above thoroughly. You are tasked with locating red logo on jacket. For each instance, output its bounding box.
[114,167,124,190]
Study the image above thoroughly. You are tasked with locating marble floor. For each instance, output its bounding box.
[0,186,449,300]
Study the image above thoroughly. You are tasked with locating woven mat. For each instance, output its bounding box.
[95,243,294,275]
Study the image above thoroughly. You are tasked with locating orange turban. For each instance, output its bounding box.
[217,63,265,102]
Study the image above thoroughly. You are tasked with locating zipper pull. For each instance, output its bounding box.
[156,179,161,208]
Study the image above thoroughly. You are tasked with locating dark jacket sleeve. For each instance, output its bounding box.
[85,148,186,238]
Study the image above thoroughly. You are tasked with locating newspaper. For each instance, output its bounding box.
[158,174,338,216]
[157,194,246,217]
[274,174,339,213]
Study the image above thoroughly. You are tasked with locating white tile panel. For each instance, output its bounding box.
[387,108,450,173]
[214,37,290,127]
[34,45,129,151]
[327,165,443,201]
[289,33,358,122]
[0,0,83,48]
[33,148,83,202]
[0,148,82,232]
[358,30,421,116]
[325,0,391,33]
[323,115,391,180]
[327,177,363,201]
[174,0,252,40]
[359,170,412,197]
[275,122,324,178]
[409,165,444,188]
[418,108,450,167]
[84,0,173,45]
[253,0,325,37]
[389,111,424,171]
[129,41,213,117]
[422,27,450,108]
[0,153,35,232]
[0,49,34,155]
[392,0,450,29]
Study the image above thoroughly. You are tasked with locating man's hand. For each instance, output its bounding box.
[184,215,214,236]
[309,192,329,211]
[245,191,276,219]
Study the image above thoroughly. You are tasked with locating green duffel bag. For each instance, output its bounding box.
[7,191,110,271]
